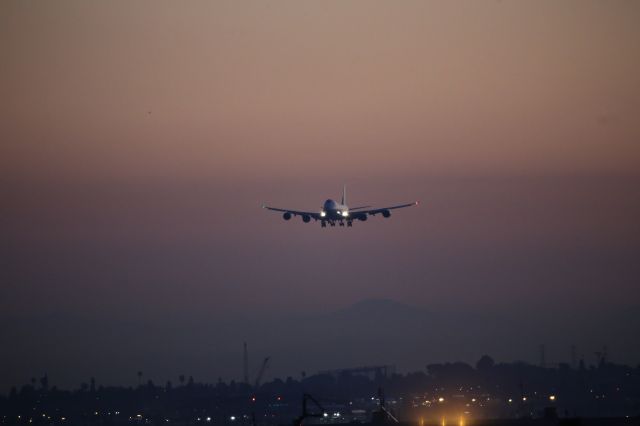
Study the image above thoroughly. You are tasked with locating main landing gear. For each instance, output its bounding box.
[320,220,353,228]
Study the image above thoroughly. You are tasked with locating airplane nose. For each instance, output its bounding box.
[324,199,336,209]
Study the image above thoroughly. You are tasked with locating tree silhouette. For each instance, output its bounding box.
[476,355,495,371]
[40,374,49,391]
[137,371,143,387]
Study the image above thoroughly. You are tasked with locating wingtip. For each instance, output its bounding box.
[415,201,420,206]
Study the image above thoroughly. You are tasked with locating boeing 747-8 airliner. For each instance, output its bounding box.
[262,186,418,227]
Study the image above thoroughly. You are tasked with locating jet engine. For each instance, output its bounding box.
[302,215,311,223]
[283,212,292,220]
[381,210,391,218]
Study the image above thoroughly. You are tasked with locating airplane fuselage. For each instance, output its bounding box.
[321,199,349,221]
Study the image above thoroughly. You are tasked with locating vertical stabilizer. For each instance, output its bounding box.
[341,185,347,205]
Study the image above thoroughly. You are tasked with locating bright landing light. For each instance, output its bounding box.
[320,211,326,217]
[341,211,349,217]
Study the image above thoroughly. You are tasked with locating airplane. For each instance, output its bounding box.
[262,186,418,227]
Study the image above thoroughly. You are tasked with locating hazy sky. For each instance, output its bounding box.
[1,1,639,389]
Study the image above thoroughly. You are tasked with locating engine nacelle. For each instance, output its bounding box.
[356,213,367,221]
[302,214,311,223]
[381,210,391,218]
[283,212,292,220]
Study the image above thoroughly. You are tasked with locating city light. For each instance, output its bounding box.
[549,395,556,401]
[438,397,445,403]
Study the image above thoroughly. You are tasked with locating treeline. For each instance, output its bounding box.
[2,356,640,423]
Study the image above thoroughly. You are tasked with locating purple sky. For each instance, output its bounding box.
[1,1,639,389]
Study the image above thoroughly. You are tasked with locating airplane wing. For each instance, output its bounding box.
[262,205,322,221]
[349,201,419,218]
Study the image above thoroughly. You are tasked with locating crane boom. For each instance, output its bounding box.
[293,393,326,426]
[243,342,249,385]
[254,356,270,388]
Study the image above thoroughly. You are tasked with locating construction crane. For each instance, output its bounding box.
[371,387,398,424]
[293,393,326,426]
[254,356,270,389]
[243,342,249,385]
[242,344,271,390]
